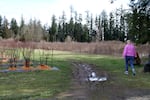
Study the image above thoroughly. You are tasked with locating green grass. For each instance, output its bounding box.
[0,65,71,99]
[0,50,72,100]
[0,50,150,99]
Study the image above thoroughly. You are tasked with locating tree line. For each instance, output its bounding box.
[0,0,149,44]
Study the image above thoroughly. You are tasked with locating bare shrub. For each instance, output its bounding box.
[0,40,149,57]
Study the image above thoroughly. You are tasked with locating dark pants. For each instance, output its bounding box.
[125,56,135,73]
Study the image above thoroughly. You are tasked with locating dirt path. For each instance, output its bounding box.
[53,61,150,100]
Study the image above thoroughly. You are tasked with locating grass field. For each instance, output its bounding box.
[0,50,149,100]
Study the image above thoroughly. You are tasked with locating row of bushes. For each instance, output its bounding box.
[0,39,149,57]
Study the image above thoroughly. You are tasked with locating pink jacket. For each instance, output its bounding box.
[123,44,136,57]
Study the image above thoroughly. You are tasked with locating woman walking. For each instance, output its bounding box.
[123,40,136,76]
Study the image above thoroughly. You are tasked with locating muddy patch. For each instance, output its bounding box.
[54,61,150,100]
[55,61,110,100]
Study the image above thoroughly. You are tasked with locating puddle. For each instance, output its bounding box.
[72,62,108,83]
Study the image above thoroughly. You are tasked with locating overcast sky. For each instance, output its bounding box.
[0,0,130,25]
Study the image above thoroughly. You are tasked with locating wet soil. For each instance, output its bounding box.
[53,61,150,100]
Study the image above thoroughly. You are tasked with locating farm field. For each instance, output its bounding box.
[0,41,150,100]
[0,49,150,100]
